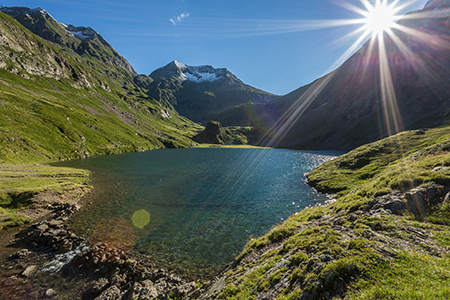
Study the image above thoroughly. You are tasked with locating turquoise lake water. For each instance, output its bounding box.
[56,148,341,278]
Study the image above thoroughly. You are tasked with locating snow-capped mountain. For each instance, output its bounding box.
[136,60,277,123]
[150,60,234,84]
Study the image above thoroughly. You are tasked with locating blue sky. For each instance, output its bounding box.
[2,0,429,95]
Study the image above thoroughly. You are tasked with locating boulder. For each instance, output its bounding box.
[45,289,57,298]
[22,265,37,277]
[95,285,121,300]
[364,192,407,215]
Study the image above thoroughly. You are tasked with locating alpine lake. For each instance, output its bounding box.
[54,148,341,279]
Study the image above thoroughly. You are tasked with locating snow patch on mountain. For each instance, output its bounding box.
[68,30,90,40]
[64,25,97,40]
[174,60,187,70]
[184,71,219,82]
[150,60,233,84]
[177,62,222,83]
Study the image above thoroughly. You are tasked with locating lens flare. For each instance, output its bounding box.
[362,0,399,37]
[132,209,150,228]
[256,0,449,149]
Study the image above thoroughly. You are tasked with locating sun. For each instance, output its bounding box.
[362,0,400,37]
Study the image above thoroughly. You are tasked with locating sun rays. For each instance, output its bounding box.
[259,0,449,148]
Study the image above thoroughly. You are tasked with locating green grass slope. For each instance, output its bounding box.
[200,126,450,300]
[0,164,90,229]
[0,11,202,164]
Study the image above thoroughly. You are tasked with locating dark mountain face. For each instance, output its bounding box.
[216,2,450,150]
[1,6,137,77]
[135,60,278,124]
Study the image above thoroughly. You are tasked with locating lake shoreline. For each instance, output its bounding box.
[0,148,341,299]
[0,168,202,299]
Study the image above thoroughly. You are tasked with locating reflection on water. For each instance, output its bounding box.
[55,148,341,278]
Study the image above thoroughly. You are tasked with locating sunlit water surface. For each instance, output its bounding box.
[56,148,341,278]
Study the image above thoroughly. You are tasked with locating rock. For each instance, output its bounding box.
[10,249,32,259]
[95,285,121,300]
[22,265,37,277]
[29,229,43,241]
[415,129,426,135]
[57,239,73,253]
[92,278,109,295]
[432,166,449,172]
[127,280,159,300]
[404,185,446,220]
[45,288,57,298]
[169,282,197,298]
[109,273,127,288]
[36,223,49,232]
[444,192,450,203]
[49,220,63,227]
[364,192,407,215]
[197,276,226,300]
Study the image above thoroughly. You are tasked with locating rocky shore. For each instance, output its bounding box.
[0,201,199,300]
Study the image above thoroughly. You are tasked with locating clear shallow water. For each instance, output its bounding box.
[55,148,341,278]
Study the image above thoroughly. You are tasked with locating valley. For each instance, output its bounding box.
[1,1,450,299]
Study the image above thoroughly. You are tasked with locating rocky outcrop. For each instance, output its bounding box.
[193,121,231,144]
[193,121,251,145]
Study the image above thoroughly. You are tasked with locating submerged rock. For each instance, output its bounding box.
[45,288,57,298]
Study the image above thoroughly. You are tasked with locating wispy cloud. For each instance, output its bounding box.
[170,12,190,25]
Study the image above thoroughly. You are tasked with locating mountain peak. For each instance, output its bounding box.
[1,6,137,76]
[172,60,187,70]
[151,60,233,83]
[0,6,55,21]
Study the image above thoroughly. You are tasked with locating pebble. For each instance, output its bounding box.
[45,288,57,298]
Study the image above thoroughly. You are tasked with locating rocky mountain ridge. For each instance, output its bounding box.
[136,60,278,124]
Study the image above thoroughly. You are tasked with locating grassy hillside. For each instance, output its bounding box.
[201,126,450,300]
[0,10,204,229]
[0,11,202,164]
